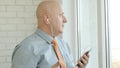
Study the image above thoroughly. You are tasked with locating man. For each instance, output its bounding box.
[11,1,89,68]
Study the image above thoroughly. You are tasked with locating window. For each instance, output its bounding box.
[76,0,111,68]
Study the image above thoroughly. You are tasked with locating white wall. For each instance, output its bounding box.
[0,0,41,67]
[0,0,76,68]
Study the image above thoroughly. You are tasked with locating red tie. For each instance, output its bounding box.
[52,38,66,68]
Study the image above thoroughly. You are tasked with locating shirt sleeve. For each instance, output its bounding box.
[11,43,41,68]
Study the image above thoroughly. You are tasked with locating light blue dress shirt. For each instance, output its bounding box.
[11,29,74,68]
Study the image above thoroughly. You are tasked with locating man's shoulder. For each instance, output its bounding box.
[15,33,46,51]
[13,33,48,56]
[20,33,44,45]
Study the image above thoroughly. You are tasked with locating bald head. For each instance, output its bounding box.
[36,1,62,19]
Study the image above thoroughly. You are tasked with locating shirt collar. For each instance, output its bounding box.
[35,28,53,44]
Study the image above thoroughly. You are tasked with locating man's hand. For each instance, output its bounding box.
[76,52,90,68]
[52,61,60,68]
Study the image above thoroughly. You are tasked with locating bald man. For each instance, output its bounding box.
[11,1,89,68]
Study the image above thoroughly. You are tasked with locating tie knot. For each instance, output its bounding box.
[52,39,57,45]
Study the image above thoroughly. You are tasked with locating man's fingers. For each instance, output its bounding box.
[81,57,88,65]
[83,54,89,62]
[78,60,84,68]
[77,54,90,68]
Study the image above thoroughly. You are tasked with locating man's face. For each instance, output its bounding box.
[50,6,67,35]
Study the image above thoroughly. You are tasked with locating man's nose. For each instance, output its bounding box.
[63,16,67,23]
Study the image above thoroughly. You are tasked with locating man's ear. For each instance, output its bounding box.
[43,14,50,24]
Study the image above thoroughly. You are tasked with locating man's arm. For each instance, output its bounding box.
[11,44,40,68]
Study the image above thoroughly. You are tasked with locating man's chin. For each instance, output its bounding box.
[55,31,63,36]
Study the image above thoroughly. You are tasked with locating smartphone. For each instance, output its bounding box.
[82,46,92,55]
[76,47,92,67]
[84,47,92,55]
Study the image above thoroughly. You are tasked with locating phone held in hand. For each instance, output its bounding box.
[84,47,92,55]
[76,47,92,67]
[82,46,92,56]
